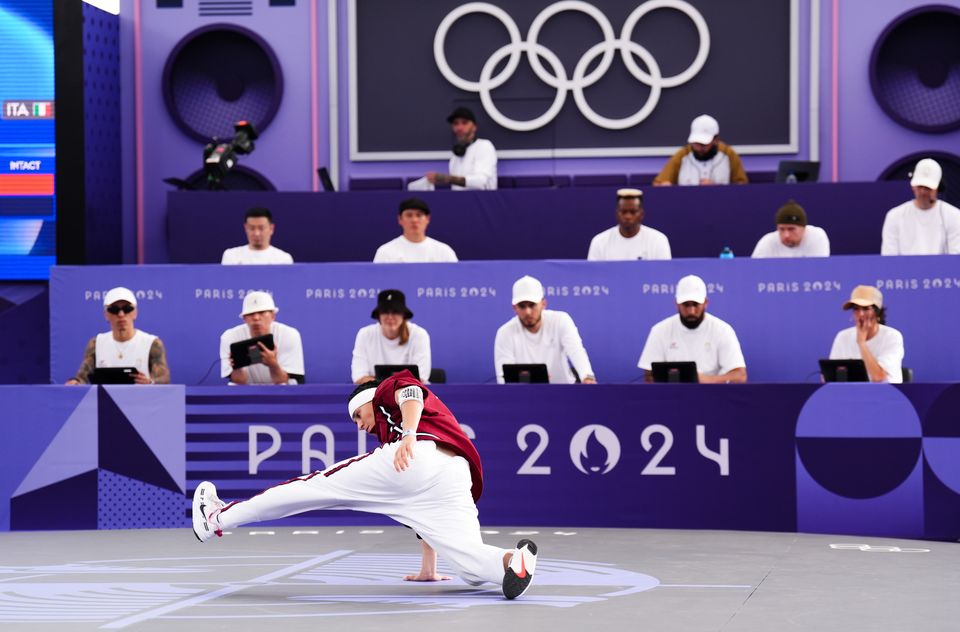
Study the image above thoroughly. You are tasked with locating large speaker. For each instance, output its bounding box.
[162,24,284,143]
[138,0,315,261]
[869,5,960,133]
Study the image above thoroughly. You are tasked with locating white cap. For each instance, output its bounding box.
[103,287,137,307]
[910,158,942,190]
[688,114,719,145]
[675,275,707,304]
[240,291,279,316]
[511,275,544,305]
[616,187,643,198]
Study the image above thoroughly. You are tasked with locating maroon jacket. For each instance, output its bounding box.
[373,371,484,501]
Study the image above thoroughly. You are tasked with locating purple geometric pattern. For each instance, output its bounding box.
[2,386,185,531]
[98,470,186,529]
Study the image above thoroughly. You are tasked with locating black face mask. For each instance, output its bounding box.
[692,144,719,162]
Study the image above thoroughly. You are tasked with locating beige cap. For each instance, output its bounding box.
[843,285,883,310]
[910,158,942,190]
[240,291,279,316]
[103,287,137,307]
[616,187,643,198]
[512,275,544,305]
[688,114,719,145]
[675,275,707,304]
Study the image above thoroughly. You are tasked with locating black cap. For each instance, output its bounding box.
[371,289,413,320]
[775,200,807,226]
[398,197,430,215]
[446,106,476,124]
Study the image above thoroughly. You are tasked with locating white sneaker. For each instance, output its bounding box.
[502,539,538,599]
[192,481,225,543]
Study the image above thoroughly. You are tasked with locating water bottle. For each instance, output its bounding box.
[785,172,798,184]
[719,246,734,259]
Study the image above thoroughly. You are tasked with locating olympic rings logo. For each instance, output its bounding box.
[433,0,711,131]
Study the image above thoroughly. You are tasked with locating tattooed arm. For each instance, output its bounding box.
[147,338,171,384]
[66,338,97,385]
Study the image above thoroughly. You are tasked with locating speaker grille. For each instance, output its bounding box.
[162,24,283,142]
[870,7,960,132]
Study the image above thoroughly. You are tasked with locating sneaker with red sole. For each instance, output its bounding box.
[502,539,538,599]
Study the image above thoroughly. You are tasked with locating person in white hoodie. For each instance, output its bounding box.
[881,158,960,255]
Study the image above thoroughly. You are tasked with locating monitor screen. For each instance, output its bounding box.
[0,0,56,279]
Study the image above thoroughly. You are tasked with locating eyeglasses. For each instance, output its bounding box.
[106,304,135,315]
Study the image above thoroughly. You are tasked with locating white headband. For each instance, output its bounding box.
[347,388,376,419]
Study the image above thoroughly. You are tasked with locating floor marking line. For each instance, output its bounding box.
[98,550,351,630]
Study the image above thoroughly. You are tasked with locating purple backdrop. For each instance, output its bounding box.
[166,181,907,263]
[121,0,960,263]
[4,383,960,540]
[49,256,960,386]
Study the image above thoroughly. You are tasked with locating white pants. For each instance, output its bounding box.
[216,441,508,585]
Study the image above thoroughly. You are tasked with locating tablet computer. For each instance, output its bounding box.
[374,364,420,380]
[819,359,869,382]
[502,363,549,383]
[230,333,275,369]
[650,361,699,383]
[90,367,139,384]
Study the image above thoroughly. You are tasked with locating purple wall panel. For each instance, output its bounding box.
[4,384,960,539]
[837,0,960,182]
[123,0,960,262]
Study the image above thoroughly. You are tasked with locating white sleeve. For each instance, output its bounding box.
[656,232,672,260]
[442,243,459,262]
[407,176,435,192]
[221,248,235,265]
[828,331,845,359]
[813,227,831,257]
[277,326,305,376]
[411,326,432,383]
[282,250,294,264]
[372,244,389,263]
[880,209,899,255]
[219,330,233,378]
[493,325,514,384]
[716,323,746,374]
[637,324,661,371]
[558,312,595,380]
[460,142,498,190]
[351,328,370,382]
[875,329,905,384]
[945,205,960,254]
[587,234,602,260]
[751,235,767,258]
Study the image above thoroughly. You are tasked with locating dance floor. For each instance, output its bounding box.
[0,526,956,631]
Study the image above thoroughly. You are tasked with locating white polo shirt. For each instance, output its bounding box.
[638,312,746,376]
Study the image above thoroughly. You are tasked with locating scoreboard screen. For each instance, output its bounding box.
[0,0,55,280]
